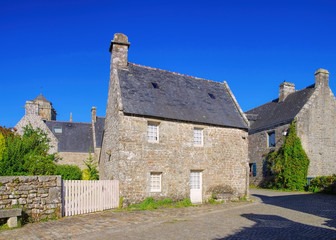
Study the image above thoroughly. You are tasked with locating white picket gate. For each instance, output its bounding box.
[62,180,119,217]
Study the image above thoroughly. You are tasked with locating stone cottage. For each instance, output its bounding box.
[15,94,104,169]
[100,33,249,204]
[246,69,336,185]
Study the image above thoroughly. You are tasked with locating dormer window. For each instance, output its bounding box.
[53,127,62,134]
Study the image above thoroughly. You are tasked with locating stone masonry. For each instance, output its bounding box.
[101,114,249,205]
[0,176,62,221]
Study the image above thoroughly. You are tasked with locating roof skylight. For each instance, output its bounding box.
[208,93,216,99]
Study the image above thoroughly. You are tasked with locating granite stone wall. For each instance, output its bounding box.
[248,124,290,185]
[101,115,249,205]
[57,150,100,170]
[296,84,336,177]
[0,176,62,221]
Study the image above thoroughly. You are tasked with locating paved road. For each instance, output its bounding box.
[1,189,336,239]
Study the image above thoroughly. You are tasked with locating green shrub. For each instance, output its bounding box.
[266,122,310,191]
[308,175,336,193]
[0,124,58,176]
[55,164,82,180]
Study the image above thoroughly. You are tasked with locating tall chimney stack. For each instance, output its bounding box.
[315,68,329,87]
[25,101,39,116]
[109,33,130,69]
[279,82,295,102]
[91,107,97,124]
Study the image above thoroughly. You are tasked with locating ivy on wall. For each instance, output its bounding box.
[266,121,310,190]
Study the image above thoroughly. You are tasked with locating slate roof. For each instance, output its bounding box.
[94,117,105,148]
[117,63,248,129]
[33,94,50,103]
[246,84,315,133]
[45,120,94,153]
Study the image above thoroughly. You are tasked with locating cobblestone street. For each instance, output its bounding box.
[1,189,336,240]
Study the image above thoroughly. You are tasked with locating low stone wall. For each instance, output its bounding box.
[0,176,62,221]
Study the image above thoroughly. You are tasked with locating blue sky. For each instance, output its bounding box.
[1,0,336,127]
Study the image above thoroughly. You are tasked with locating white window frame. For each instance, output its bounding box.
[150,172,162,192]
[53,127,62,134]
[193,128,203,146]
[147,122,159,143]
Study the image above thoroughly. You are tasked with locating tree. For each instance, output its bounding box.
[266,121,310,190]
[0,124,58,176]
[82,149,99,180]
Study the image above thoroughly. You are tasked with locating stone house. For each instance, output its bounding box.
[100,33,249,204]
[15,94,104,169]
[246,69,336,185]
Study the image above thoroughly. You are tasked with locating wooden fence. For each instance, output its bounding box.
[62,180,119,217]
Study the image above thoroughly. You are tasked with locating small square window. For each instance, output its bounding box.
[53,127,62,134]
[150,172,161,192]
[147,123,159,142]
[193,128,203,146]
[268,131,275,147]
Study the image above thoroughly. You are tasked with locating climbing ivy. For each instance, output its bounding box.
[266,121,310,191]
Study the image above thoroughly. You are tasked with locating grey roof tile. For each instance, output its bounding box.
[33,94,50,103]
[45,121,94,153]
[246,84,315,133]
[117,63,248,129]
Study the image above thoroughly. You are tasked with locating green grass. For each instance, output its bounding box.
[126,197,193,211]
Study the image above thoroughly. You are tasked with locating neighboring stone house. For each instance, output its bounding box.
[246,69,336,185]
[100,33,249,205]
[15,94,104,169]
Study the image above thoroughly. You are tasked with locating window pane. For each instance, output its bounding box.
[54,127,62,134]
[190,171,201,189]
[150,173,161,192]
[194,128,203,145]
[147,123,158,142]
[268,132,275,147]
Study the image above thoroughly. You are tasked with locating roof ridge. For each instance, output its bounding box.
[45,120,91,125]
[246,83,316,113]
[128,62,222,85]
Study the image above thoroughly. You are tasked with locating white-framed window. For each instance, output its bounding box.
[150,172,162,192]
[193,128,203,146]
[53,127,62,134]
[147,122,159,142]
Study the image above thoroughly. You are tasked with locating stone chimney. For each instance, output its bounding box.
[315,68,329,87]
[25,101,39,116]
[91,107,97,124]
[279,82,295,102]
[109,33,130,69]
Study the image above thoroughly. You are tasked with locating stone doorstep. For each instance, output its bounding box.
[0,208,22,228]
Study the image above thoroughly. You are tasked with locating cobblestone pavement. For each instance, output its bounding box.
[1,189,336,240]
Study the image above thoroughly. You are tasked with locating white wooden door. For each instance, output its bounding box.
[190,171,202,204]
